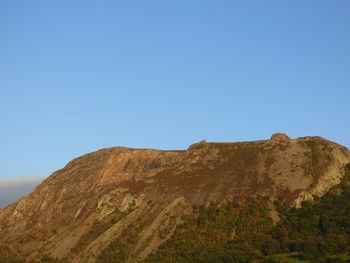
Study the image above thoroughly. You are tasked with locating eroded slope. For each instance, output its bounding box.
[0,134,349,262]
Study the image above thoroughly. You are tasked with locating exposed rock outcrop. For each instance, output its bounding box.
[270,133,291,142]
[0,135,349,262]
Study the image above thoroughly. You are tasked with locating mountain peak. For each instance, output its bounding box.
[0,136,349,262]
[270,133,291,141]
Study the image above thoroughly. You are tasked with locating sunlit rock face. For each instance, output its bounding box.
[0,135,349,262]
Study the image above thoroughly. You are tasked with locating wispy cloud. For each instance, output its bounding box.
[0,176,46,208]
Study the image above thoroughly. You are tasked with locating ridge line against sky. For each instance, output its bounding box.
[0,176,46,208]
[1,0,349,180]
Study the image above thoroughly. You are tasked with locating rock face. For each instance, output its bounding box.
[270,133,291,142]
[0,135,349,262]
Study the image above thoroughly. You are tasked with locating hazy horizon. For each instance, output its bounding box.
[0,176,46,208]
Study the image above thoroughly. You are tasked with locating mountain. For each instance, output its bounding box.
[0,134,349,263]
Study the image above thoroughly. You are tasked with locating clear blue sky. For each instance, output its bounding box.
[1,1,349,179]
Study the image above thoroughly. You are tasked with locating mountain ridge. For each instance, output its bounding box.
[1,134,349,262]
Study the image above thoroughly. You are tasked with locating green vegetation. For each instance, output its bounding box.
[139,165,350,263]
[142,200,274,263]
[271,252,308,263]
[4,164,350,263]
[95,220,142,263]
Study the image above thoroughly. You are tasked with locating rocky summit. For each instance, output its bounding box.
[0,134,350,263]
